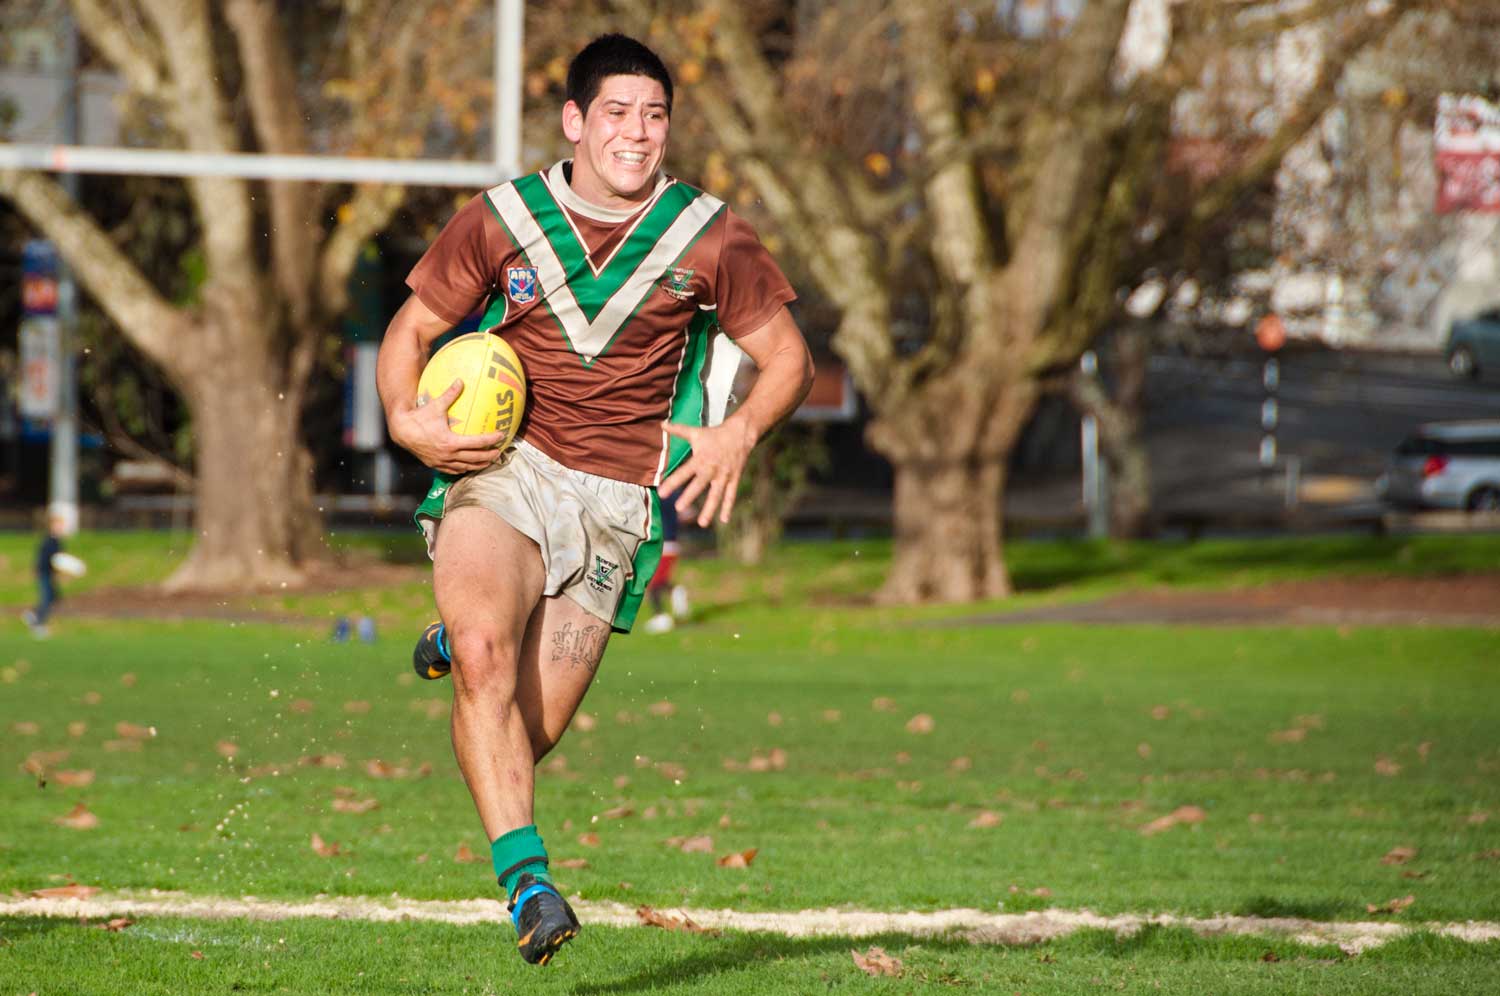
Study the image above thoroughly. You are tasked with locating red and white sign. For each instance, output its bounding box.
[1436,94,1500,213]
[19,316,61,419]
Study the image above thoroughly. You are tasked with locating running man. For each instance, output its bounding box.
[375,34,812,967]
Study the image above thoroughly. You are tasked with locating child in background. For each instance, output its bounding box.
[22,509,83,638]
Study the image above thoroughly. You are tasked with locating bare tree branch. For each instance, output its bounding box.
[897,0,991,287]
[71,0,168,102]
[224,0,320,329]
[137,0,257,293]
[0,168,189,375]
[1188,2,1412,228]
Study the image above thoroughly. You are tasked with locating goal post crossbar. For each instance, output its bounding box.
[0,0,521,189]
[0,145,514,187]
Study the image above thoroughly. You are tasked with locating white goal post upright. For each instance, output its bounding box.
[0,0,523,187]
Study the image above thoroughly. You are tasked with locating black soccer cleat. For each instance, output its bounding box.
[508,874,580,966]
[412,621,451,680]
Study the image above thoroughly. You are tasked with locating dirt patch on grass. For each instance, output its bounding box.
[965,573,1500,628]
[2,892,1496,954]
[60,559,429,624]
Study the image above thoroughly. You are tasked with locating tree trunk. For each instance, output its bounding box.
[869,379,1039,604]
[881,454,1010,602]
[165,356,321,592]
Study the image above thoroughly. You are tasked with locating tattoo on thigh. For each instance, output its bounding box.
[551,621,607,674]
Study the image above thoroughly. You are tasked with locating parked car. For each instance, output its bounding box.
[1445,308,1500,379]
[1376,421,1500,512]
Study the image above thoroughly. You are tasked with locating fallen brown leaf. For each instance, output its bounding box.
[716,847,757,868]
[67,721,87,737]
[289,698,316,714]
[10,721,39,736]
[1374,757,1402,777]
[571,712,597,732]
[54,769,95,788]
[100,917,132,931]
[648,700,677,717]
[850,946,903,978]
[102,739,142,753]
[636,904,717,934]
[577,832,601,847]
[215,741,239,759]
[299,753,346,769]
[343,701,371,714]
[665,835,714,853]
[1381,846,1418,866]
[1139,805,1207,837]
[968,810,1003,829]
[453,842,481,863]
[554,858,590,869]
[310,833,342,857]
[54,803,99,830]
[114,722,154,740]
[600,805,634,820]
[1150,705,1171,720]
[1367,894,1415,915]
[871,697,897,712]
[905,713,935,734]
[191,950,204,960]
[119,673,137,688]
[332,797,380,815]
[30,884,99,900]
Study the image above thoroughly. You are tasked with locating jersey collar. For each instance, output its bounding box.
[547,160,672,224]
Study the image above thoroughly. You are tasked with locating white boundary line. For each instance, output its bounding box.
[3,893,1498,954]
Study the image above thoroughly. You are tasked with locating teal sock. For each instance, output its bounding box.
[491,824,551,897]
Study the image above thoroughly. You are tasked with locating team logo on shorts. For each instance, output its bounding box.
[507,266,539,304]
[587,555,621,594]
[661,267,695,301]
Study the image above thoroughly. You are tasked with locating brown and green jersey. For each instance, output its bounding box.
[407,160,795,486]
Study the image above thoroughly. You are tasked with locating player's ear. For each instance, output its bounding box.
[562,100,584,144]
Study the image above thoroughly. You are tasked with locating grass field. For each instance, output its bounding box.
[2,531,1498,993]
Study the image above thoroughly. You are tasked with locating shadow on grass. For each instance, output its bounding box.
[0,915,86,942]
[1234,895,1353,921]
[571,931,973,995]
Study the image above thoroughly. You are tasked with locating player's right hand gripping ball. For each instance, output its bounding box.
[416,332,527,447]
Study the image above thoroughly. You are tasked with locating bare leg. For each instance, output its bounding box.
[433,507,547,839]
[434,509,615,840]
[514,593,612,762]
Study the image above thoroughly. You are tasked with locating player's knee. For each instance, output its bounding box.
[447,626,520,702]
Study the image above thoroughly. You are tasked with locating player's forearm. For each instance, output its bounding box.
[376,327,427,425]
[724,335,814,445]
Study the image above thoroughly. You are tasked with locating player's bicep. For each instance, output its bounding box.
[732,306,809,372]
[381,295,458,359]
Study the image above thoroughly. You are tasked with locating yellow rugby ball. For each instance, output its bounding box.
[416,331,527,446]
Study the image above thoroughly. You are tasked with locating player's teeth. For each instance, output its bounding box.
[616,153,645,163]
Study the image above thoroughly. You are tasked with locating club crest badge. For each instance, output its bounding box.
[661,266,695,302]
[586,555,621,594]
[507,266,538,304]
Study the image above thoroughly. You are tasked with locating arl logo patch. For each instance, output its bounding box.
[586,555,621,594]
[661,266,695,302]
[507,266,538,304]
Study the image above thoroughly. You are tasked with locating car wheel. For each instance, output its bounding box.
[1467,486,1500,512]
[1448,345,1479,379]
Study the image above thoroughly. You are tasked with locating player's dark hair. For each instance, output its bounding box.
[566,33,673,117]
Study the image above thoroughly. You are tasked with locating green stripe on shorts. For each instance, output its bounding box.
[613,488,664,634]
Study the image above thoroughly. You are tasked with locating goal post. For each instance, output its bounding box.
[0,0,522,188]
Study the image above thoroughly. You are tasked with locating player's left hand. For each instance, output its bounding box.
[659,417,758,527]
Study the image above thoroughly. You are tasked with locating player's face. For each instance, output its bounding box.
[563,74,670,209]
